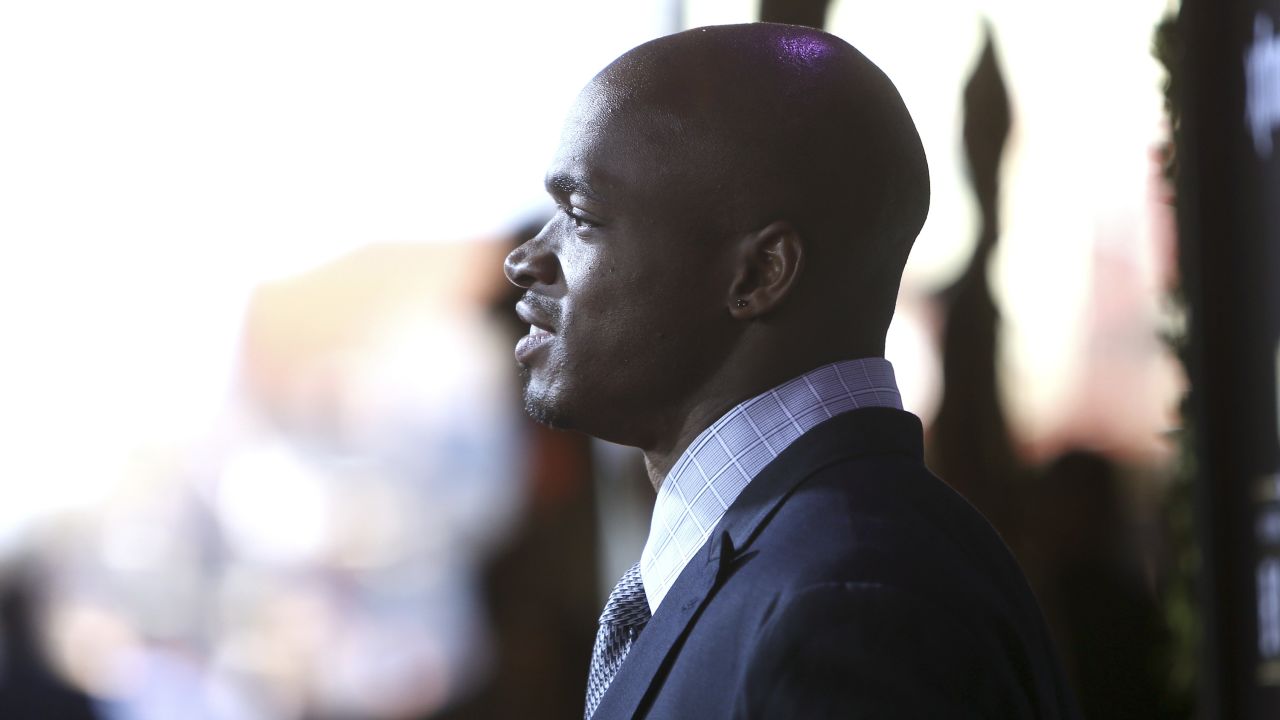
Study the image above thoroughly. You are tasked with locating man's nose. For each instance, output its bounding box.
[503,231,558,289]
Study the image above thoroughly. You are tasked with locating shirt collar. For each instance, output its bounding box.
[638,358,902,613]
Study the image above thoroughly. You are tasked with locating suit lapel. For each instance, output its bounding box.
[594,407,924,719]
[592,528,734,719]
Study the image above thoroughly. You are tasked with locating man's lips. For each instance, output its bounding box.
[515,325,553,363]
[515,299,556,334]
[514,298,557,364]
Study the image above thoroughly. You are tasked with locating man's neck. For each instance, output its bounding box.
[638,361,838,490]
[637,345,888,490]
[640,392,742,491]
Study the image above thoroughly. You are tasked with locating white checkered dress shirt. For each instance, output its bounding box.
[639,358,901,613]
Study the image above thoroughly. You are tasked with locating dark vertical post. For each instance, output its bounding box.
[759,0,831,30]
[1179,0,1280,717]
[928,28,1020,538]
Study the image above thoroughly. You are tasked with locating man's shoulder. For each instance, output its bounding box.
[720,446,1055,659]
[748,447,1012,590]
[699,452,1077,718]
[639,418,1079,719]
[702,408,1024,617]
[729,576,1070,718]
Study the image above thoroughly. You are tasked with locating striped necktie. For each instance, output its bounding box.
[584,562,650,719]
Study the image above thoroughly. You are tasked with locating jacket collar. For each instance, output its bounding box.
[592,407,924,719]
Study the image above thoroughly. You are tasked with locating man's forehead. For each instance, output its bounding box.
[563,79,627,136]
[546,84,678,201]
[555,80,657,159]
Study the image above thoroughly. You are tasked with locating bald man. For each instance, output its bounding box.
[505,23,1079,720]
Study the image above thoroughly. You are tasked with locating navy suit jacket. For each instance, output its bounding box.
[592,407,1080,719]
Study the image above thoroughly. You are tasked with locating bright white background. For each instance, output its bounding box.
[0,0,677,538]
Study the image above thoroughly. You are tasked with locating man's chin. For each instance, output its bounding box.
[520,372,571,429]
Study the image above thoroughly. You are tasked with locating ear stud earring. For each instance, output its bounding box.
[735,299,748,308]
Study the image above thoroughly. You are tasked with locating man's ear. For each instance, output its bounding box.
[726,220,804,320]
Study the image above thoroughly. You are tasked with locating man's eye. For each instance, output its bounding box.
[565,207,597,230]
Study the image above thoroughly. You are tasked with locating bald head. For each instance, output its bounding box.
[583,24,929,328]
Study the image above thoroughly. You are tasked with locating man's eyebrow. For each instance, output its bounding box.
[545,172,604,202]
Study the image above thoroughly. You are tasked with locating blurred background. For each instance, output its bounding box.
[0,0,1210,718]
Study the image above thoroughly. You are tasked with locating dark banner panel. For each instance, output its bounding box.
[1181,0,1280,718]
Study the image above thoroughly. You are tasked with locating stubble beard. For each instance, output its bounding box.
[519,365,566,429]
